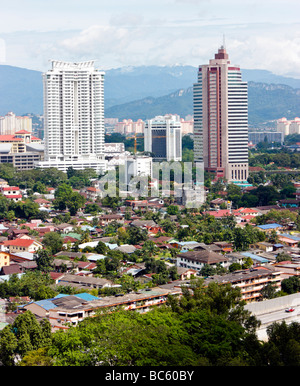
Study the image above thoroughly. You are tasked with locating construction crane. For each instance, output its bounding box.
[126,134,166,154]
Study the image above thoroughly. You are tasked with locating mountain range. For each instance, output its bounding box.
[0,64,299,127]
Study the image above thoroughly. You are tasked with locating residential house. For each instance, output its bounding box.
[98,214,123,226]
[176,267,198,280]
[240,252,270,266]
[34,198,51,209]
[1,264,23,276]
[206,209,231,218]
[9,251,36,263]
[278,199,299,208]
[0,251,10,269]
[256,223,284,234]
[210,198,226,209]
[0,186,22,202]
[2,238,42,253]
[52,259,77,273]
[255,242,274,253]
[56,273,113,290]
[277,233,300,248]
[177,250,229,272]
[85,186,101,201]
[115,244,137,254]
[130,219,163,235]
[62,236,79,249]
[272,261,300,279]
[55,223,74,234]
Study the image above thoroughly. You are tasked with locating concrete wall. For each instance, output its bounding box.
[245,293,300,316]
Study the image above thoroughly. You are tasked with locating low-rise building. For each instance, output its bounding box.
[0,186,22,202]
[204,266,282,302]
[2,238,42,253]
[177,250,230,272]
[0,251,10,269]
[22,287,182,331]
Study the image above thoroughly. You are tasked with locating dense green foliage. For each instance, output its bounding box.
[1,280,300,366]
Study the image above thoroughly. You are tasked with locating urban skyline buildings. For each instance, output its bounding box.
[0,112,32,135]
[193,45,249,182]
[144,114,182,162]
[36,60,106,173]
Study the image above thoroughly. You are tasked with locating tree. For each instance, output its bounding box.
[94,241,108,255]
[39,168,67,188]
[260,283,278,299]
[281,276,300,294]
[166,205,179,215]
[35,249,54,273]
[276,251,291,263]
[42,232,63,255]
[19,347,53,366]
[264,321,300,366]
[53,183,85,215]
[0,325,18,366]
[127,226,147,245]
[0,311,52,365]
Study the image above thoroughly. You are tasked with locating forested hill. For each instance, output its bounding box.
[0,64,299,127]
[105,82,300,127]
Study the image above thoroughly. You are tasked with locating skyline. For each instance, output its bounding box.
[0,0,299,79]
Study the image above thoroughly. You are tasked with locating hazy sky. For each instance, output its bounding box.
[0,0,299,78]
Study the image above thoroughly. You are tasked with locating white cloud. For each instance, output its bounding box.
[0,0,299,79]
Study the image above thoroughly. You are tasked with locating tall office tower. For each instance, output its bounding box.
[193,46,249,182]
[144,114,182,161]
[37,60,106,173]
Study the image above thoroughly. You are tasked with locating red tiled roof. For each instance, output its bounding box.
[3,239,35,247]
[15,130,31,134]
[207,210,231,217]
[2,186,20,190]
[0,135,23,141]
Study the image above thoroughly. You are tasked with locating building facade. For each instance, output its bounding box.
[193,46,249,182]
[0,112,32,135]
[37,60,106,173]
[144,115,182,162]
[124,155,153,187]
[248,131,284,145]
[277,117,300,136]
[114,119,145,135]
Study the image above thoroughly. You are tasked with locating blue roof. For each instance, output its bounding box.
[33,294,70,310]
[81,225,95,231]
[34,299,58,310]
[75,293,98,301]
[22,293,98,310]
[178,241,199,246]
[279,234,300,241]
[257,223,282,230]
[241,252,269,263]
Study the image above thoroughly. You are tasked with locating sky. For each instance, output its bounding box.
[0,0,299,78]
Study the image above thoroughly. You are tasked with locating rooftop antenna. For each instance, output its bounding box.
[222,34,226,50]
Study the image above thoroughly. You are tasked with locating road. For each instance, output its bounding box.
[245,293,300,341]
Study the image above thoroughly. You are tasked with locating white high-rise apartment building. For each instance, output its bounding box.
[277,117,300,136]
[193,46,249,182]
[0,112,32,135]
[144,114,182,162]
[36,60,106,173]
